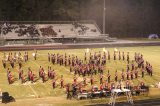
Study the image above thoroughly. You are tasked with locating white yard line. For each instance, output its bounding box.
[61,66,74,75]
[30,60,61,95]
[37,53,47,56]
[152,74,160,78]
[30,60,40,67]
[13,67,39,98]
[28,84,38,98]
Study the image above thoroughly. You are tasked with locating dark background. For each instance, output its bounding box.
[0,0,160,38]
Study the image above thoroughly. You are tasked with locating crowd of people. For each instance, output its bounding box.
[40,26,57,37]
[47,50,153,98]
[16,24,40,37]
[0,22,99,40]
[0,22,40,37]
[0,23,14,35]
[72,22,90,35]
[1,50,153,99]
[2,52,29,84]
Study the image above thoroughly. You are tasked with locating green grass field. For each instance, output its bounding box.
[0,46,160,106]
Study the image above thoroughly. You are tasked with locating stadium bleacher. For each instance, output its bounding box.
[0,21,101,39]
[0,21,113,46]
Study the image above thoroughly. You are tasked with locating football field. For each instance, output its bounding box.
[0,46,160,105]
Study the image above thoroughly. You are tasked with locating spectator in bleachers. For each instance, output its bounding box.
[40,26,57,37]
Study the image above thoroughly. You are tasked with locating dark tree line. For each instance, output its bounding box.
[0,0,160,37]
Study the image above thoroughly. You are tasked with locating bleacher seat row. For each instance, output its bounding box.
[0,22,101,38]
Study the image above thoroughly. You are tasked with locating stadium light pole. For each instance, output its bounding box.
[103,0,106,34]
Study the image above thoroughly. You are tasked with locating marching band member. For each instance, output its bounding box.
[73,75,77,84]
[122,52,125,60]
[8,71,14,84]
[52,78,56,89]
[83,77,86,85]
[39,66,42,78]
[126,70,130,80]
[48,66,51,78]
[140,81,145,89]
[100,72,103,84]
[142,68,145,78]
[127,52,130,63]
[100,84,103,91]
[66,84,71,99]
[48,53,50,62]
[21,71,26,84]
[41,69,46,83]
[50,69,55,79]
[18,68,23,80]
[78,82,82,93]
[121,69,125,80]
[132,62,135,70]
[18,59,22,69]
[90,75,94,85]
[2,60,6,69]
[135,69,138,78]
[119,51,121,60]
[60,75,64,88]
[10,59,14,68]
[108,51,110,60]
[130,71,134,80]
[126,80,131,89]
[84,52,87,61]
[107,70,111,83]
[115,70,118,82]
[114,51,116,60]
[33,50,37,60]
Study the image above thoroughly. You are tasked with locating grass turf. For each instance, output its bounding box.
[0,46,160,101]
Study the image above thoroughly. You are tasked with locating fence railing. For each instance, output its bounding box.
[0,20,96,25]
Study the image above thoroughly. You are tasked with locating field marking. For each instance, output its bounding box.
[30,60,40,67]
[30,60,62,95]
[15,67,39,98]
[28,84,38,98]
[61,66,74,75]
[37,53,47,56]
[153,74,160,78]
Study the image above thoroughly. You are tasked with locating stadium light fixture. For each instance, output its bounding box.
[103,0,106,34]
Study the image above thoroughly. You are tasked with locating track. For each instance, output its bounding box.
[87,98,160,106]
[0,40,160,51]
